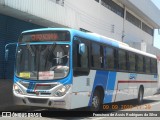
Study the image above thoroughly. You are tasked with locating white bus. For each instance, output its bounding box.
[11,28,158,111]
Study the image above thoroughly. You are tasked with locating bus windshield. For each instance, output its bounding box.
[16,44,70,80]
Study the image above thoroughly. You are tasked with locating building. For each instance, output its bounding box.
[0,0,160,79]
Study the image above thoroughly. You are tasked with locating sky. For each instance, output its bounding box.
[151,0,160,49]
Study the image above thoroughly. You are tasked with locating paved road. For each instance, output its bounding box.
[0,94,160,120]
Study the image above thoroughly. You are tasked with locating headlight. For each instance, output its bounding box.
[13,84,23,95]
[53,85,71,97]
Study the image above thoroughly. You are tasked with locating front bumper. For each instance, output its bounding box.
[13,91,71,109]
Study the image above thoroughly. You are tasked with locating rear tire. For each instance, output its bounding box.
[137,87,144,104]
[90,90,101,111]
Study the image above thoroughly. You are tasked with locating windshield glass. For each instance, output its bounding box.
[16,44,69,80]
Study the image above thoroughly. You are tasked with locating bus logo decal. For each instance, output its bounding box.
[129,73,137,80]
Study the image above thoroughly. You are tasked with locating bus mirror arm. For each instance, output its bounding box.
[5,49,9,61]
[5,42,17,61]
[79,43,85,55]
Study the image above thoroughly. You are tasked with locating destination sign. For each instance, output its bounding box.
[19,31,70,42]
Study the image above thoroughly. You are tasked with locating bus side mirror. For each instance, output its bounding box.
[79,43,85,55]
[5,49,9,61]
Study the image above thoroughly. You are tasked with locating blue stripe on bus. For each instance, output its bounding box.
[103,72,117,103]
[27,82,36,93]
[88,70,109,106]
[88,71,117,106]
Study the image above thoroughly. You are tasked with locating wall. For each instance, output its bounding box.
[0,0,155,46]
[0,14,42,79]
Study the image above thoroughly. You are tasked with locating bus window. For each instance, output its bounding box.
[16,44,70,80]
[105,47,114,70]
[80,45,89,68]
[151,58,157,74]
[128,52,136,72]
[137,55,143,73]
[145,57,151,74]
[73,37,89,76]
[100,46,104,68]
[118,49,127,71]
[91,43,101,68]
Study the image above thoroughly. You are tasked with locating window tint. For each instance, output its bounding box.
[73,39,89,68]
[91,43,101,68]
[79,46,88,68]
[118,50,126,70]
[145,57,151,73]
[151,58,157,74]
[73,37,89,76]
[128,52,135,71]
[137,55,143,72]
[105,47,114,69]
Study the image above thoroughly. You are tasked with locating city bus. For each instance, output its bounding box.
[11,28,158,111]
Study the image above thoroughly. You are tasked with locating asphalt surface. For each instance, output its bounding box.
[0,94,159,120]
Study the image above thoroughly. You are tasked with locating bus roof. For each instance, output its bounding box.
[22,28,157,59]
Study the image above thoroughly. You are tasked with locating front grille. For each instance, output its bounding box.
[36,85,53,90]
[28,98,48,104]
[40,93,51,95]
[27,92,51,96]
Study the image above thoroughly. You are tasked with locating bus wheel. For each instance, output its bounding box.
[137,86,144,104]
[90,90,101,111]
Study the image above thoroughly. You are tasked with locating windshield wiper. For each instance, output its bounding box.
[44,43,57,69]
[26,43,35,56]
